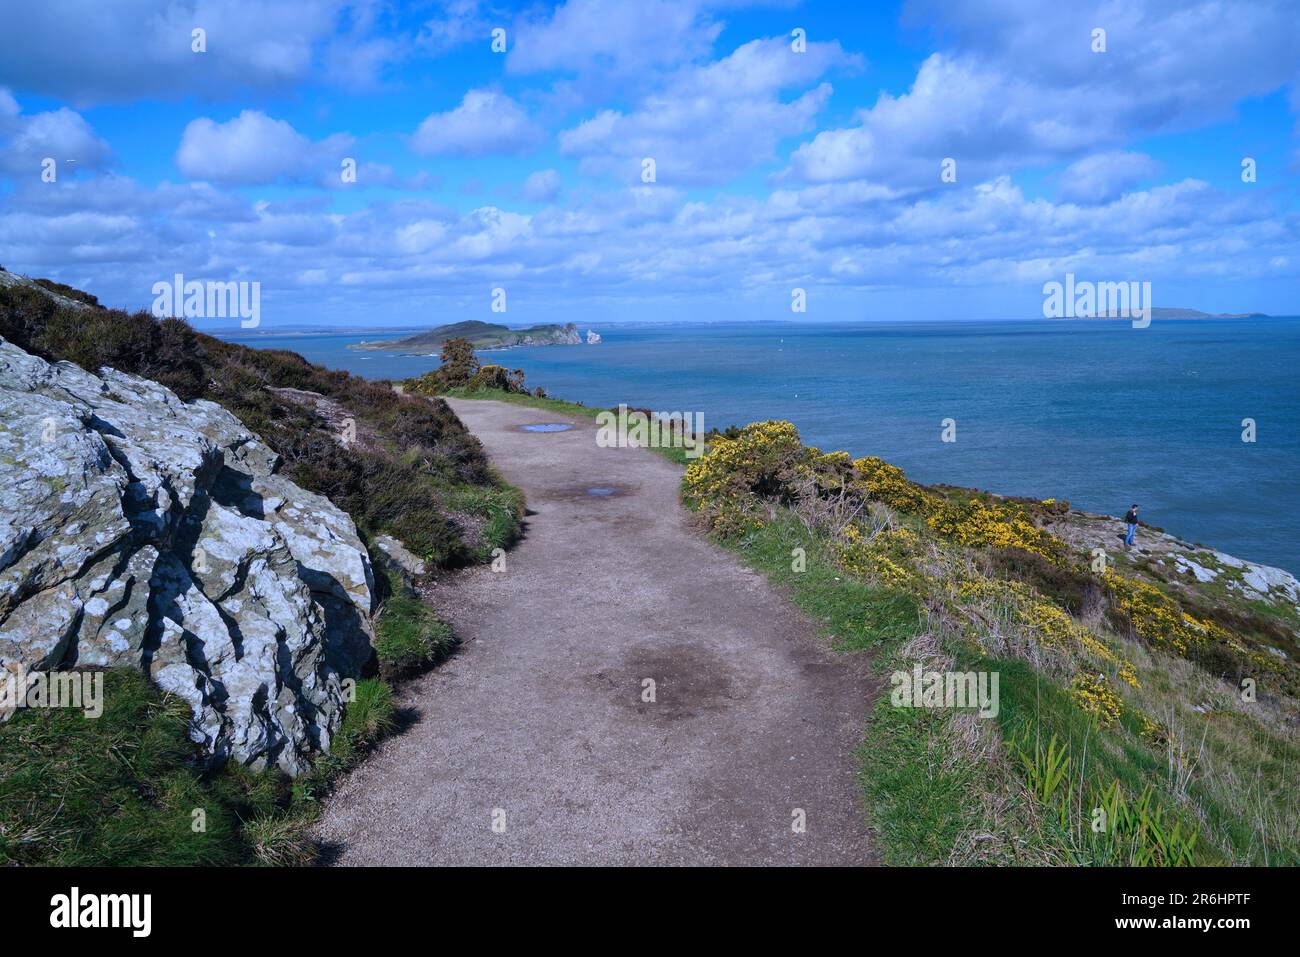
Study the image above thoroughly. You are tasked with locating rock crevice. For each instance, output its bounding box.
[0,338,377,775]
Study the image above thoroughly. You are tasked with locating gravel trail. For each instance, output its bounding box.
[315,398,875,865]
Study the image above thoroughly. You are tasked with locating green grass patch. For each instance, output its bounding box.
[0,666,402,867]
[1,670,255,866]
[857,698,984,865]
[373,568,456,679]
[294,678,396,804]
[441,481,526,561]
[988,657,1213,865]
[722,512,922,651]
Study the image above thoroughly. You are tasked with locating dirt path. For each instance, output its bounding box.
[315,398,875,865]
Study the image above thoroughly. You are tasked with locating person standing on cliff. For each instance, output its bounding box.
[1123,504,1140,548]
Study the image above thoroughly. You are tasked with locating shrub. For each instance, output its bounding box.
[987,546,1098,614]
[467,363,529,394]
[1106,574,1230,655]
[835,523,922,592]
[955,574,1138,685]
[850,456,938,515]
[926,497,1067,562]
[1070,672,1124,726]
[34,277,102,307]
[439,336,479,384]
[683,420,805,504]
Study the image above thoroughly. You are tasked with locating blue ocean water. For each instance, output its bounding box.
[225,318,1300,574]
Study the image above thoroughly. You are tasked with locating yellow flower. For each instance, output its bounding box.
[926,498,1066,562]
[1106,575,1229,656]
[1071,672,1123,726]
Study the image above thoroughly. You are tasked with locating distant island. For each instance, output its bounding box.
[351,320,584,352]
[1074,307,1271,320]
[1148,308,1269,319]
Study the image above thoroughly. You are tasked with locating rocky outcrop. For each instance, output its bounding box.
[1046,508,1300,614]
[0,337,376,775]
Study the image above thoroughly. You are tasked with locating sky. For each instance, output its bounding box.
[0,0,1298,328]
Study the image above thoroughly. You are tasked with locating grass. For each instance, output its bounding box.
[856,698,987,865]
[0,274,510,866]
[721,512,921,650]
[1,670,267,866]
[372,567,457,679]
[687,488,1297,864]
[0,668,403,867]
[440,481,526,562]
[989,657,1211,865]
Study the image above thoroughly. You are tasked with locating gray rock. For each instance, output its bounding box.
[373,533,428,581]
[0,337,377,775]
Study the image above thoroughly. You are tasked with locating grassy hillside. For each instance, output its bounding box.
[0,273,521,567]
[0,271,522,865]
[681,421,1298,865]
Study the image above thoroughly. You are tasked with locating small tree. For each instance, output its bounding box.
[438,337,479,388]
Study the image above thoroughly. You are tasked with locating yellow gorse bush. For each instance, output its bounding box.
[836,540,918,590]
[682,420,805,503]
[800,448,855,489]
[1071,672,1124,726]
[927,498,1067,562]
[850,456,938,515]
[689,425,1065,567]
[954,574,1139,687]
[1138,713,1168,746]
[1105,574,1230,655]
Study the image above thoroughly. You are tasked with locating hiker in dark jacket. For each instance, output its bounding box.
[1123,504,1139,547]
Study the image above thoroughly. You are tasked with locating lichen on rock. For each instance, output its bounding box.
[0,337,376,775]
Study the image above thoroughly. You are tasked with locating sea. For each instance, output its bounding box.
[221,318,1300,575]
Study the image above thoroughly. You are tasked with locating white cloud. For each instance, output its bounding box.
[0,91,112,177]
[1058,151,1160,204]
[0,0,377,105]
[176,111,352,185]
[523,169,563,202]
[7,157,1296,323]
[508,0,722,77]
[412,90,545,157]
[789,0,1300,188]
[3,0,1299,322]
[560,37,857,186]
[418,0,498,54]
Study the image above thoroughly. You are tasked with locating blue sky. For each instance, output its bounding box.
[1,0,1298,328]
